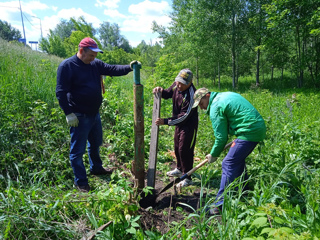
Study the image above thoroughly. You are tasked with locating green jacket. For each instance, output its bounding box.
[206,92,266,157]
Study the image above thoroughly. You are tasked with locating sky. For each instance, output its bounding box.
[0,0,173,49]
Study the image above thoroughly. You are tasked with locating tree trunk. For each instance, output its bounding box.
[218,61,221,90]
[232,9,236,89]
[296,25,303,88]
[213,66,216,86]
[315,36,319,81]
[196,57,199,86]
[256,4,262,86]
[256,47,260,86]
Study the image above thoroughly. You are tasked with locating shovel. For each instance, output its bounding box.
[158,141,233,195]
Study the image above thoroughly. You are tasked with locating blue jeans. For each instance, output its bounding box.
[69,113,103,186]
[215,139,258,206]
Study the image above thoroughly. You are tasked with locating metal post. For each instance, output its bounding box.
[132,62,144,189]
[133,63,141,85]
[19,0,26,46]
[32,16,43,39]
[40,18,43,38]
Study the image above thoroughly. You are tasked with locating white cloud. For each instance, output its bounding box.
[0,1,20,22]
[122,15,170,33]
[23,0,50,14]
[121,1,171,34]
[42,8,102,37]
[95,0,120,9]
[128,0,170,17]
[0,0,172,48]
[103,9,126,19]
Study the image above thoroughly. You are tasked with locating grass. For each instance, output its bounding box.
[157,84,320,239]
[1,38,320,239]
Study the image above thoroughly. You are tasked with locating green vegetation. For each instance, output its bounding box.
[0,39,144,239]
[0,20,22,42]
[1,32,320,239]
[154,0,320,89]
[1,0,320,237]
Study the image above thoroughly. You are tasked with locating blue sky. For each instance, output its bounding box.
[0,0,172,49]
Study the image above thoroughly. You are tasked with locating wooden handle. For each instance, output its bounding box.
[100,75,105,94]
[186,159,209,176]
[185,141,233,177]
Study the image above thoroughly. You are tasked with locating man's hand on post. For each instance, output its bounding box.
[130,60,141,70]
[66,113,79,127]
[206,154,218,163]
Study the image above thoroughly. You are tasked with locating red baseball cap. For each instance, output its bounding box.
[79,37,103,53]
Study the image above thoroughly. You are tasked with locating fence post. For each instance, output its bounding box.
[147,92,161,188]
[132,62,144,189]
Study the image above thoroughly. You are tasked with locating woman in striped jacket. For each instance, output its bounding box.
[153,69,198,187]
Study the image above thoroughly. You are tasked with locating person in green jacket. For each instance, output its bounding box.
[192,88,266,215]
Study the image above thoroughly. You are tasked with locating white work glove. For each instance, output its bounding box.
[130,60,141,69]
[66,113,79,127]
[206,154,218,163]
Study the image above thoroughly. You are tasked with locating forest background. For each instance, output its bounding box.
[1,0,320,239]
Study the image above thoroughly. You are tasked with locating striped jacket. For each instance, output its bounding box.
[162,82,198,127]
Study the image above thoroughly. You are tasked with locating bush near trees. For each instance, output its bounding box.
[0,20,22,42]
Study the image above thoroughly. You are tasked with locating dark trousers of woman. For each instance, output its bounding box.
[174,125,198,179]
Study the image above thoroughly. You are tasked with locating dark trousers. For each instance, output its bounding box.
[215,138,258,206]
[174,125,198,178]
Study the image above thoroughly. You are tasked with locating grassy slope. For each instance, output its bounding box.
[0,39,144,239]
[1,38,320,239]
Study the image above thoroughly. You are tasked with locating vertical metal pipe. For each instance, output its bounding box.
[19,0,26,46]
[132,62,144,189]
[133,63,141,85]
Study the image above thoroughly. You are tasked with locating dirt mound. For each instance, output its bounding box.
[138,187,206,234]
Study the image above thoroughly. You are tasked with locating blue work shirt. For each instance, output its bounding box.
[56,54,132,115]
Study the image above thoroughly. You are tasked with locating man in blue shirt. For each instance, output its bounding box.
[56,37,138,192]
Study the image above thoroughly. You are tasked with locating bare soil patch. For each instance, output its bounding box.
[107,153,212,235]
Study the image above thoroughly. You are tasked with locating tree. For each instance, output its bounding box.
[39,30,67,58]
[153,0,248,88]
[71,16,96,37]
[264,0,320,87]
[133,40,162,74]
[39,17,101,58]
[247,0,270,86]
[98,22,132,52]
[100,47,131,65]
[64,30,88,57]
[52,19,76,41]
[0,20,22,41]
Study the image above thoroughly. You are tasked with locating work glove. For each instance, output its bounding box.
[206,154,218,163]
[130,60,141,69]
[66,113,79,127]
[153,87,163,94]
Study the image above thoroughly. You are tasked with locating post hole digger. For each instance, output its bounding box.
[139,141,233,208]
